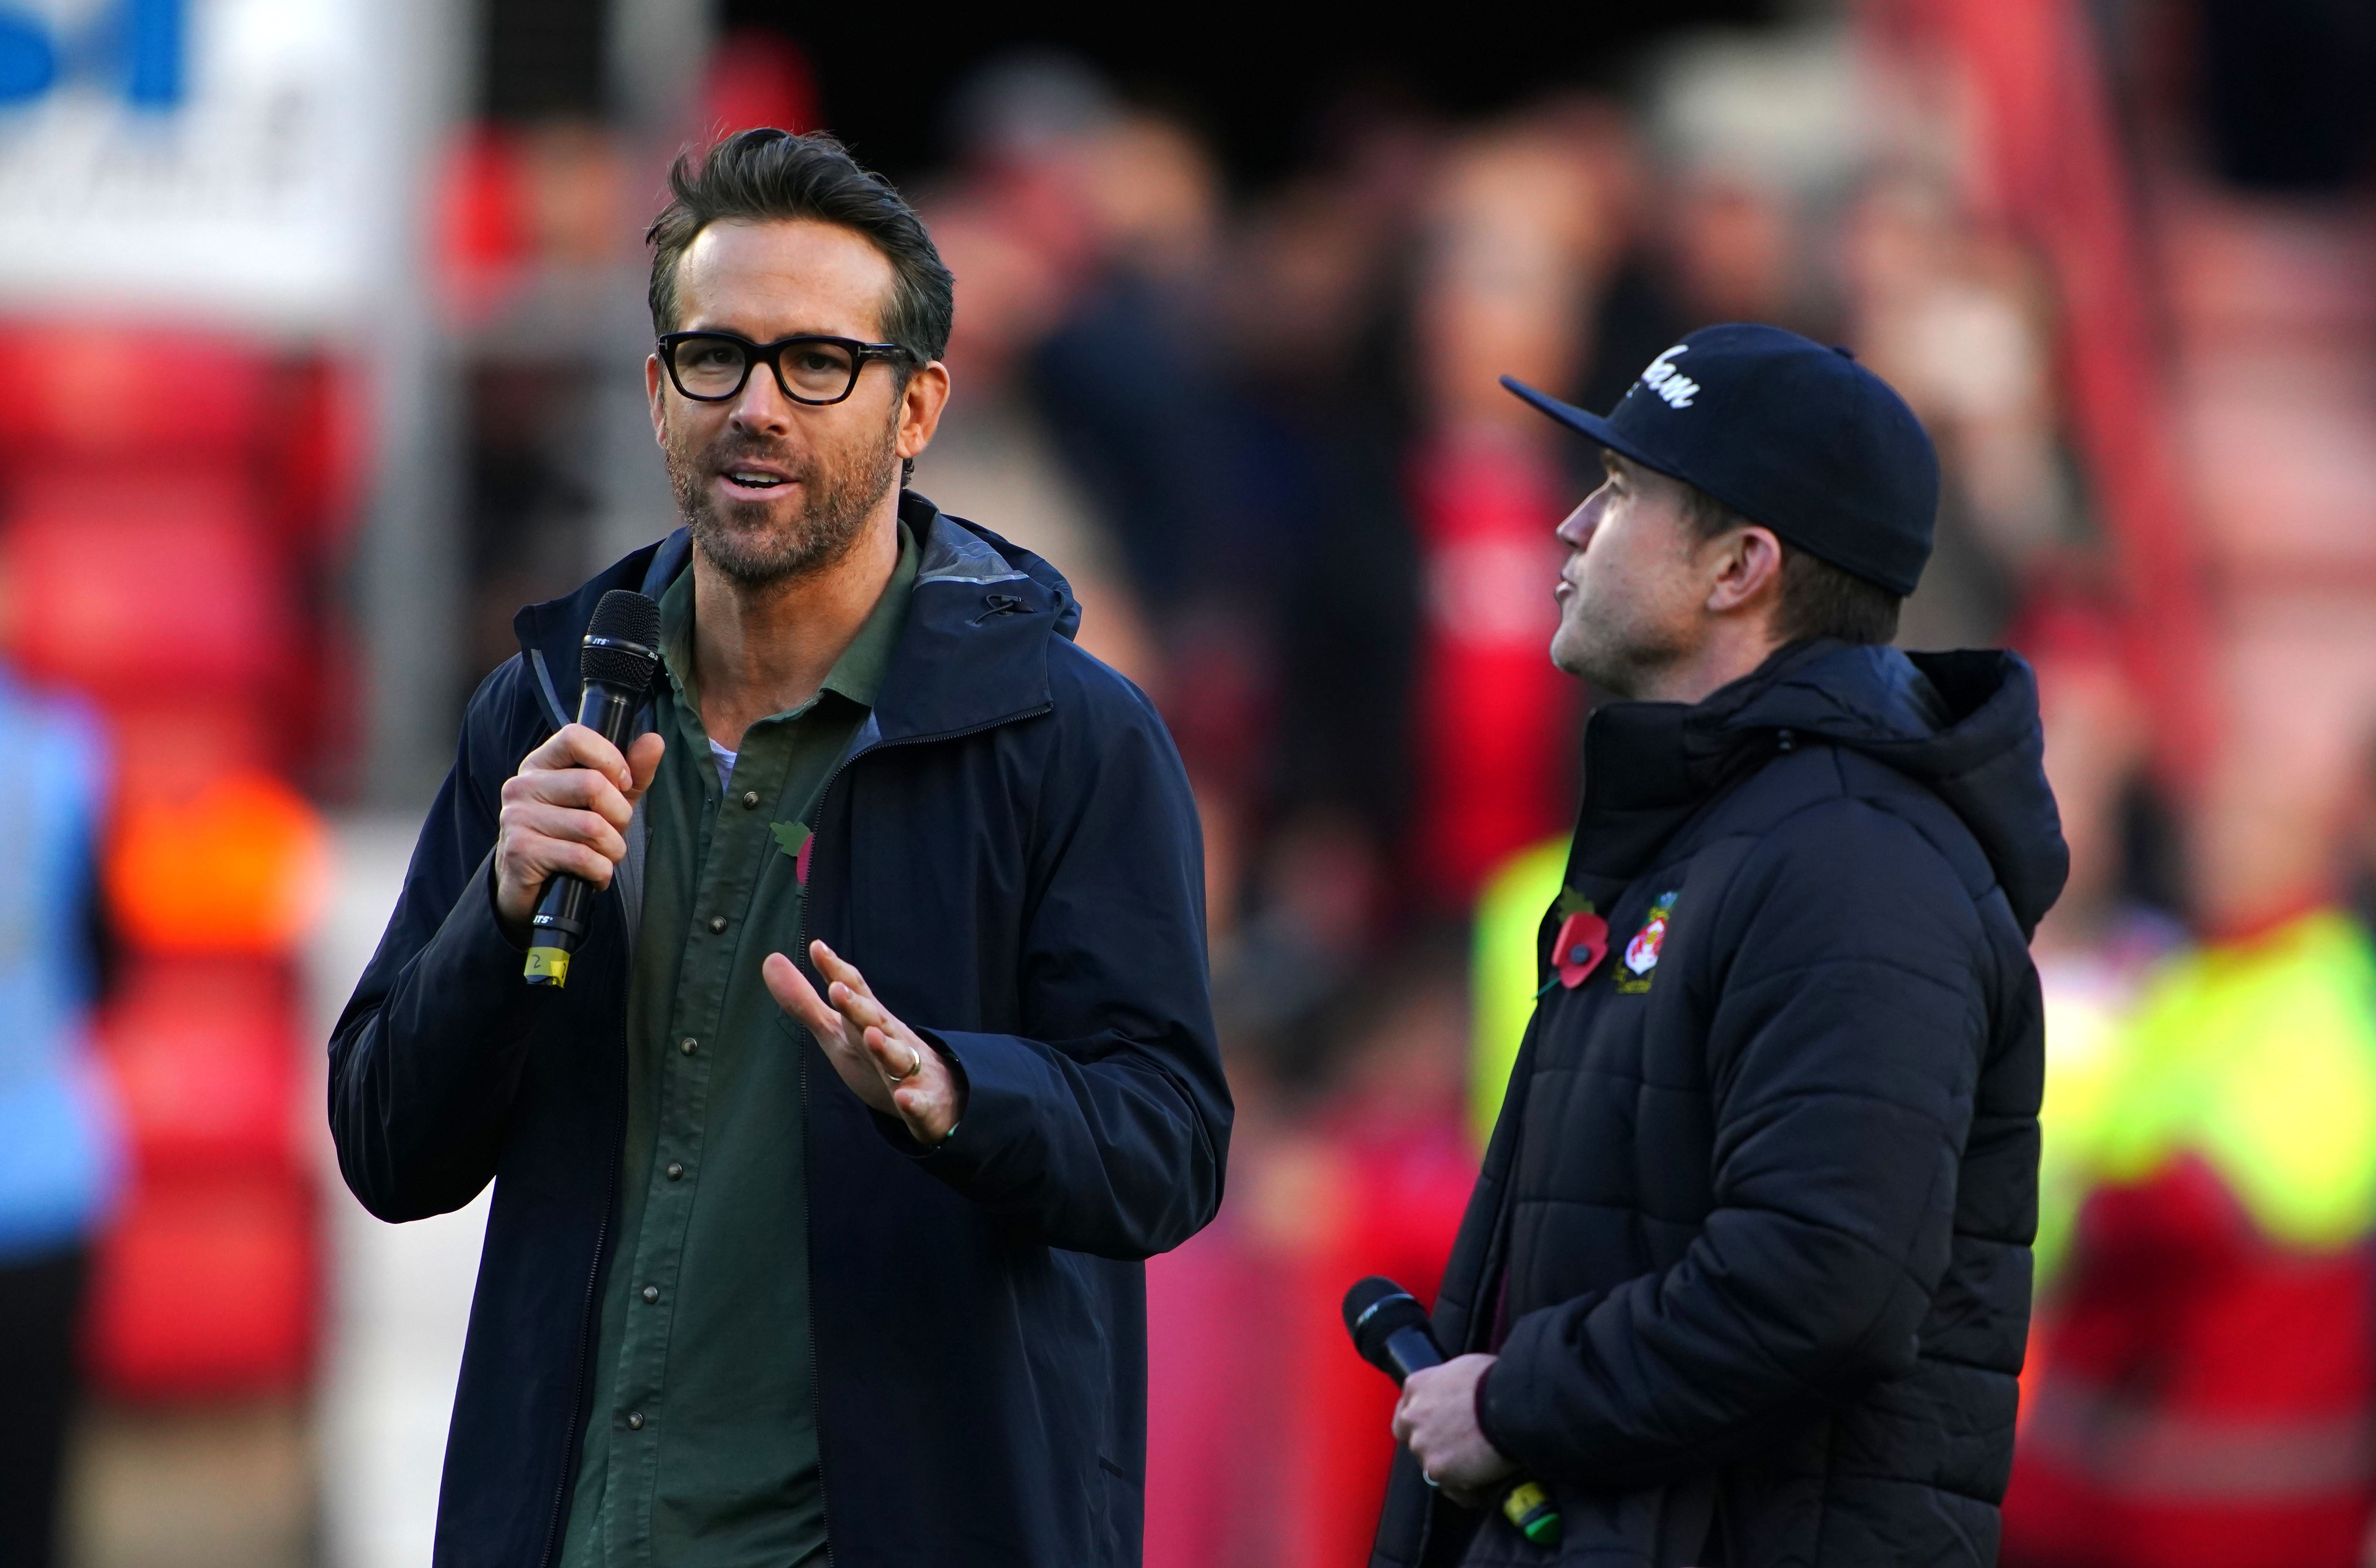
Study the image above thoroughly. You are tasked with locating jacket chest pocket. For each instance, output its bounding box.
[1530,977,1649,1080]
[1518,981,1656,1194]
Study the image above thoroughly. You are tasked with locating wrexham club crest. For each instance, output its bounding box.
[1616,891,1679,995]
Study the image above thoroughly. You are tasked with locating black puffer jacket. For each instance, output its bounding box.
[1371,641,2065,1568]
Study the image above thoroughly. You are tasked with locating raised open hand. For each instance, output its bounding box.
[762,939,964,1145]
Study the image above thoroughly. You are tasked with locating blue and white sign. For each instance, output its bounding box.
[0,0,402,330]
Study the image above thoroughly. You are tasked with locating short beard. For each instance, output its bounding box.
[1553,606,1690,701]
[667,417,901,588]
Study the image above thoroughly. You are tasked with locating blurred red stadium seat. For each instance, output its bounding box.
[101,698,278,805]
[85,1170,316,1400]
[0,324,272,461]
[1,477,292,697]
[99,958,301,1175]
[256,355,366,558]
[0,314,334,1414]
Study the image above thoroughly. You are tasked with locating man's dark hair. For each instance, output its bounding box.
[645,128,955,372]
[1683,484,1903,646]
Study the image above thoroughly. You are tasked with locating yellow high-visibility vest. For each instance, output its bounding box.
[2042,910,2376,1275]
[1469,838,1568,1152]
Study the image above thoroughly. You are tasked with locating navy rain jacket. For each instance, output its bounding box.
[1372,641,2065,1568]
[330,493,1231,1568]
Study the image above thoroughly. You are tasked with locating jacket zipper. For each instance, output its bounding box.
[796,1031,832,1568]
[513,589,1042,1561]
[1413,1024,1543,1568]
[539,1084,625,1568]
[533,706,654,1568]
[791,702,1051,1565]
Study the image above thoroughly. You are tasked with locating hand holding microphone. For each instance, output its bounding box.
[496,591,665,984]
[1344,1277,1561,1549]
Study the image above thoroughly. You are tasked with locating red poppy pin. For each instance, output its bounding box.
[773,821,814,887]
[1552,909,1609,988]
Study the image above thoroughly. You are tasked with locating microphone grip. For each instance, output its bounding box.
[524,683,639,988]
[1382,1325,1445,1385]
[1369,1302,1563,1550]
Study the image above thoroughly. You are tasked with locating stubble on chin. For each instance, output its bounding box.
[1553,596,1683,701]
[666,418,902,588]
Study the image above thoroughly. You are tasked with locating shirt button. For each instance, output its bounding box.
[626,1411,645,1431]
[742,791,760,809]
[679,1037,698,1056]
[708,915,728,934]
[641,1285,659,1304]
[665,1162,685,1181]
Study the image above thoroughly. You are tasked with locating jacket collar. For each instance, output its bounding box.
[870,490,1065,745]
[1559,702,1717,911]
[1560,638,2067,935]
[1552,642,1817,905]
[512,490,1075,746]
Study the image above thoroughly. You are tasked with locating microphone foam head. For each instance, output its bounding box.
[1343,1275,1430,1372]
[581,589,662,693]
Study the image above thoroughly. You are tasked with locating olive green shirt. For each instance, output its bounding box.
[558,524,918,1567]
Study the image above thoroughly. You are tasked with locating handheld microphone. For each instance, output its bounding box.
[524,589,661,988]
[1345,1274,1447,1382]
[1342,1276,1562,1550]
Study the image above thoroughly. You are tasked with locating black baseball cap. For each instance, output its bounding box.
[1502,322,1939,597]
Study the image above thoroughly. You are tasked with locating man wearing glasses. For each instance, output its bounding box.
[330,129,1230,1568]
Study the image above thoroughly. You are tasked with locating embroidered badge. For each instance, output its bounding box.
[1616,891,1679,994]
[772,821,813,887]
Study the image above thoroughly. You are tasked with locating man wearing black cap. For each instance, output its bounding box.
[1373,324,2067,1566]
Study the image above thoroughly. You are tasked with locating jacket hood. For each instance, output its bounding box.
[1703,641,2068,934]
[511,491,1082,738]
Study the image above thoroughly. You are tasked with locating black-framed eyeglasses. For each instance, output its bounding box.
[657,331,911,406]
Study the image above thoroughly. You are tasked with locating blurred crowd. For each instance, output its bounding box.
[8,0,2376,1563]
[876,23,2376,1567]
[902,30,2096,1089]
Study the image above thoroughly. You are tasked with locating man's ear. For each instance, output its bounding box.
[896,360,952,461]
[1704,525,1786,620]
[646,353,667,445]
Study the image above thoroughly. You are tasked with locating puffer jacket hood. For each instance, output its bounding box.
[1704,641,2067,937]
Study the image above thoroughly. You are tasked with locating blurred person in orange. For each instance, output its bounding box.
[329,129,1229,1568]
[1374,326,2064,1566]
[0,655,118,1567]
